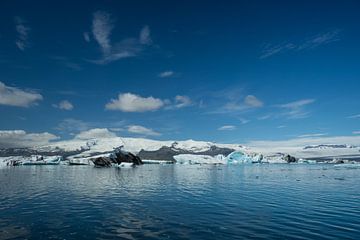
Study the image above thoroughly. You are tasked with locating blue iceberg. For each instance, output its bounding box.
[226,151,262,164]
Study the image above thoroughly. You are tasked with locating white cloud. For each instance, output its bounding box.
[244,95,263,108]
[105,93,164,112]
[92,11,113,55]
[277,99,315,119]
[0,130,59,148]
[174,95,192,108]
[218,125,236,131]
[83,32,90,42]
[75,128,117,140]
[139,25,152,45]
[127,125,161,136]
[53,100,74,110]
[260,30,340,59]
[0,81,43,107]
[14,17,30,51]
[159,71,174,78]
[297,133,327,138]
[353,131,360,135]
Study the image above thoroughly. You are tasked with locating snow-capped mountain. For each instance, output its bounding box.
[303,144,357,150]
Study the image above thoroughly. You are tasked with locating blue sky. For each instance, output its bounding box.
[0,0,360,144]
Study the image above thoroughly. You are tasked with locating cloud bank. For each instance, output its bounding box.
[0,130,59,148]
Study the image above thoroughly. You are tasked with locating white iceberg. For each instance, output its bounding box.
[174,154,226,165]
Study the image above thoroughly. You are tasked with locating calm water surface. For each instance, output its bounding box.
[0,164,359,239]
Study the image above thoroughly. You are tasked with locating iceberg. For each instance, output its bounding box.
[297,159,317,164]
[68,158,92,165]
[173,151,265,165]
[22,155,62,165]
[225,151,262,164]
[173,154,226,165]
[0,155,62,166]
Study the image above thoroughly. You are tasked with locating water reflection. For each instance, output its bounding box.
[0,164,359,239]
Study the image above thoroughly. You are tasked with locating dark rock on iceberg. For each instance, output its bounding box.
[284,154,297,163]
[112,150,143,165]
[91,148,143,167]
[91,157,113,167]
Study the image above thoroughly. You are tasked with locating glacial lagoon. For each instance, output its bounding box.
[0,164,359,239]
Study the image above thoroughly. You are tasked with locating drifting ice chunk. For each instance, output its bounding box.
[174,154,226,164]
[334,163,360,169]
[297,159,317,164]
[114,162,135,168]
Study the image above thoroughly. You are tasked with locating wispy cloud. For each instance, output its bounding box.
[218,125,236,131]
[277,99,315,119]
[90,11,153,64]
[50,56,82,71]
[348,114,360,119]
[174,95,192,108]
[83,32,90,42]
[159,71,174,78]
[215,94,263,113]
[258,114,272,120]
[127,125,161,136]
[139,25,152,45]
[75,128,117,139]
[92,11,113,55]
[14,16,31,51]
[353,131,360,135]
[239,118,250,124]
[260,30,340,59]
[55,118,90,133]
[244,95,263,108]
[0,81,42,107]
[297,133,327,138]
[52,100,74,110]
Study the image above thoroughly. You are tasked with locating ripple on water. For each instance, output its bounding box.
[0,164,359,239]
